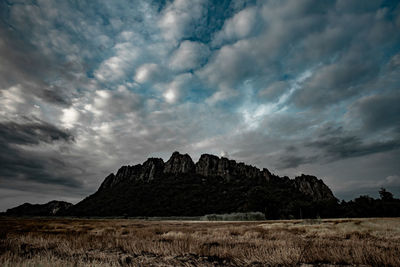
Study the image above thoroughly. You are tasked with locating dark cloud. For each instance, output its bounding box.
[348,93,400,133]
[292,48,380,108]
[276,154,318,169]
[0,120,74,145]
[306,130,400,161]
[0,119,80,188]
[272,121,400,170]
[335,0,382,13]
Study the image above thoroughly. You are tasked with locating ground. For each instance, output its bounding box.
[1,217,399,266]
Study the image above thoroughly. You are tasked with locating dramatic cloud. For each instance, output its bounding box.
[1,0,400,210]
[0,119,79,189]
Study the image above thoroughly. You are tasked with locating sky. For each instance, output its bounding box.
[1,0,400,211]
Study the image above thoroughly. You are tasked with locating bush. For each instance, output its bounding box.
[201,212,266,221]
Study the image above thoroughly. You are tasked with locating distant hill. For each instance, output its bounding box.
[5,200,72,216]
[66,152,337,219]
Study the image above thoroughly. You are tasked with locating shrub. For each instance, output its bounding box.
[201,212,265,221]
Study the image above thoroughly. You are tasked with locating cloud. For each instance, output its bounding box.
[95,42,140,82]
[0,119,80,188]
[306,126,400,161]
[1,0,400,208]
[260,112,318,137]
[276,154,318,170]
[258,81,290,102]
[162,73,193,104]
[197,41,258,102]
[0,120,73,145]
[347,93,400,133]
[61,107,80,128]
[380,175,400,187]
[158,0,207,43]
[134,63,166,84]
[213,6,259,46]
[169,41,210,72]
[0,26,71,106]
[292,47,379,108]
[197,1,335,104]
[86,87,143,119]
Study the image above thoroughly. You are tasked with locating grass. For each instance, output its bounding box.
[1,217,399,266]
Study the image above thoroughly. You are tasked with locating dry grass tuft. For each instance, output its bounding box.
[1,217,399,266]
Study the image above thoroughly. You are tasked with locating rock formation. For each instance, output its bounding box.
[292,174,335,201]
[164,152,195,174]
[99,152,279,191]
[66,151,336,218]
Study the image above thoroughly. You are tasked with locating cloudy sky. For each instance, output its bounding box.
[1,0,400,211]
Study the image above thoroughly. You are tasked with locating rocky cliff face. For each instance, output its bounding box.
[99,158,164,190]
[164,152,195,174]
[99,152,275,190]
[195,154,271,182]
[5,200,73,216]
[292,174,335,201]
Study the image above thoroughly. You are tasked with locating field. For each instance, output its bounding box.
[1,217,400,266]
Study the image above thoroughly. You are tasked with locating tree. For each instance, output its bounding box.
[379,188,394,201]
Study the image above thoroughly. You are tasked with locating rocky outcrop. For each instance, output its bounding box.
[94,152,335,209]
[164,151,195,174]
[99,158,164,190]
[139,158,165,181]
[99,173,117,190]
[195,153,220,176]
[98,153,338,202]
[99,152,273,191]
[84,152,337,219]
[64,151,340,218]
[5,200,73,216]
[195,154,270,182]
[292,174,336,201]
[97,152,336,202]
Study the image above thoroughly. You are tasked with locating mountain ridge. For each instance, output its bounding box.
[65,151,336,218]
[98,151,334,202]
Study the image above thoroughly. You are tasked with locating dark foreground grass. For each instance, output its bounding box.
[0,217,399,266]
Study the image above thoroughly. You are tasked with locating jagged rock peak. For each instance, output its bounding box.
[98,158,165,191]
[99,163,144,190]
[98,152,275,191]
[292,174,336,201]
[140,158,164,181]
[195,153,270,181]
[164,151,195,174]
[195,153,221,176]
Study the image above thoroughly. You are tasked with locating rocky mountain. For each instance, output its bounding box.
[292,174,336,201]
[67,152,336,218]
[5,200,72,216]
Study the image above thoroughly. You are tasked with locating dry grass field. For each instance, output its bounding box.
[0,217,399,266]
